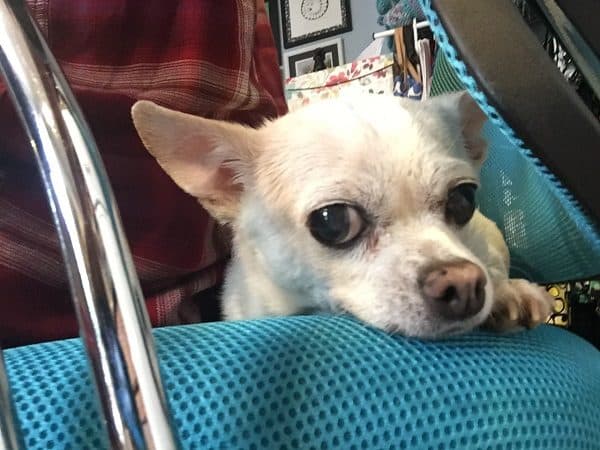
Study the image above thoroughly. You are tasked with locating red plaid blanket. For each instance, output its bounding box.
[0,0,287,347]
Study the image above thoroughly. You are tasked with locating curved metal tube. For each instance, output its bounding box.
[0,1,180,449]
[0,350,22,450]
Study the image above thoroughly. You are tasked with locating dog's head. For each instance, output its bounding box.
[132,92,493,337]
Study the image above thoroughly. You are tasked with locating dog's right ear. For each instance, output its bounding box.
[131,101,260,224]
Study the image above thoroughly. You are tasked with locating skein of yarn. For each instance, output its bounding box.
[378,0,425,28]
[376,0,396,15]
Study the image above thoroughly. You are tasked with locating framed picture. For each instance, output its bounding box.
[280,0,352,48]
[284,38,344,79]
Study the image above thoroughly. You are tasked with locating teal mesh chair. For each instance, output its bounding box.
[1,1,599,449]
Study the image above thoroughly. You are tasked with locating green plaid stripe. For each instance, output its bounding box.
[430,51,465,96]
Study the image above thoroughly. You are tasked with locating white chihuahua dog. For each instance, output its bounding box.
[131,92,553,338]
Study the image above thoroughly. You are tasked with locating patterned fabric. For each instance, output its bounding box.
[393,72,423,99]
[285,55,395,111]
[547,282,599,328]
[0,0,287,347]
[546,279,600,349]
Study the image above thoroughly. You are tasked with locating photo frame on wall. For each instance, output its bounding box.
[284,38,344,79]
[280,0,352,48]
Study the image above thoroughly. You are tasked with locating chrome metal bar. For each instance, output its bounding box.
[535,0,600,99]
[0,349,22,450]
[0,1,179,449]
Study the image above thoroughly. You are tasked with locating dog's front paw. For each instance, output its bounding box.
[484,279,554,331]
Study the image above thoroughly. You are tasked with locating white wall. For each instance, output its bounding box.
[279,0,384,66]
[342,0,385,61]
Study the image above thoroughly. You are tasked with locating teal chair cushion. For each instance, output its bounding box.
[5,316,600,449]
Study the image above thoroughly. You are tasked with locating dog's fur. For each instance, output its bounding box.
[131,92,554,338]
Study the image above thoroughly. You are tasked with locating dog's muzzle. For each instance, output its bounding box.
[418,259,486,320]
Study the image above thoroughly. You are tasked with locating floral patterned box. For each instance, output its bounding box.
[285,55,395,111]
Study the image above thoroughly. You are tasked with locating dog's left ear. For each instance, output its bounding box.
[456,92,487,163]
[430,91,488,163]
[131,100,260,223]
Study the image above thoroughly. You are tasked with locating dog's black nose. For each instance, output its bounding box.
[419,260,486,320]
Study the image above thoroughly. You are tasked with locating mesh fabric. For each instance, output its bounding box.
[5,317,600,449]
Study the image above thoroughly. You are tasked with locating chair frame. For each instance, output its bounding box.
[0,1,179,448]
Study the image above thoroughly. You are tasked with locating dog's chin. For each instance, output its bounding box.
[404,279,496,339]
[378,302,492,340]
[420,321,482,339]
[329,274,495,339]
[389,319,483,340]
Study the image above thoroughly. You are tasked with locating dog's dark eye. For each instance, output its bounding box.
[308,203,367,248]
[445,183,478,226]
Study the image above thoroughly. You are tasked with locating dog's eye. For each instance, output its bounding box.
[445,183,477,226]
[308,204,366,248]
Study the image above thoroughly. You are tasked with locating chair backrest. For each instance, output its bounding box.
[424,0,600,283]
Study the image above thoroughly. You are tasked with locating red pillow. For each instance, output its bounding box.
[0,0,287,347]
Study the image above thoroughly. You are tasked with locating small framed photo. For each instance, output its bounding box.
[284,38,344,79]
[280,0,352,48]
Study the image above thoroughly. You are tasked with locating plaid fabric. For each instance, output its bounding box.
[0,0,287,347]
